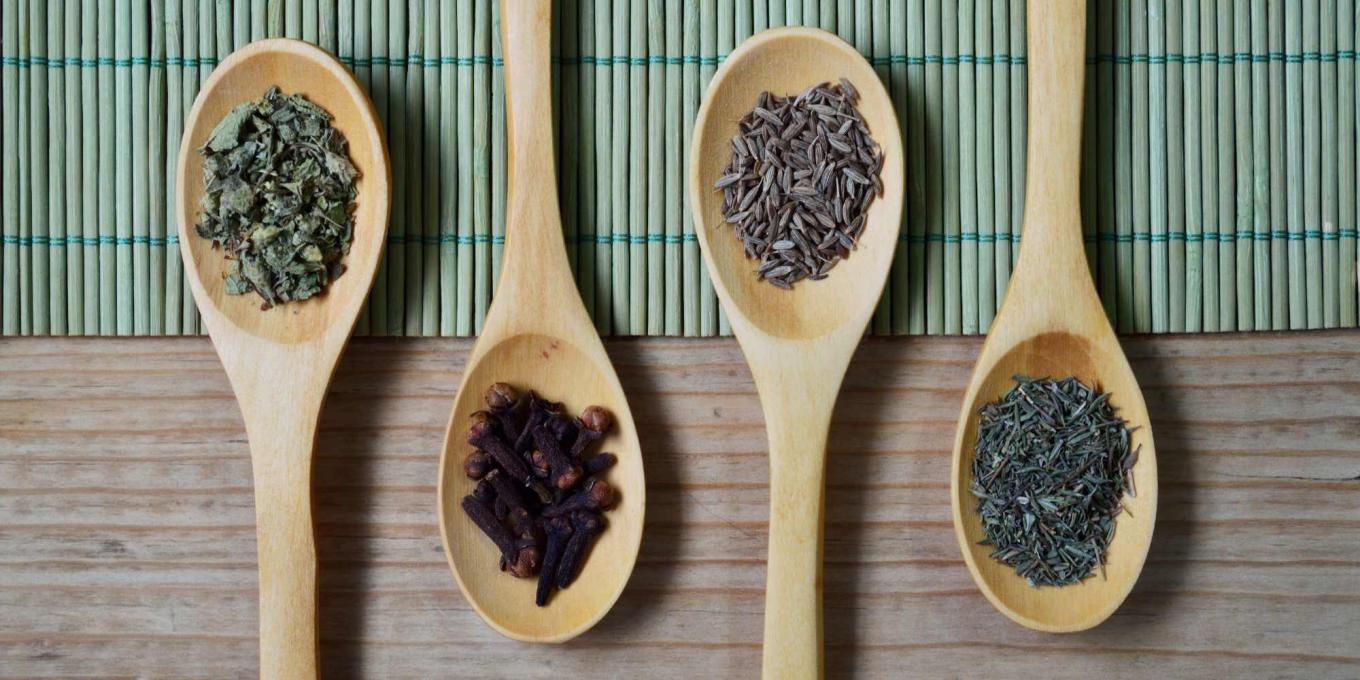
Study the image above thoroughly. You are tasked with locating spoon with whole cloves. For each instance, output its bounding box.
[949,0,1158,632]
[435,0,645,643]
[690,27,905,679]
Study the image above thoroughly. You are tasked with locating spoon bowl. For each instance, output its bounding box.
[178,39,388,343]
[177,39,389,679]
[435,0,644,644]
[950,0,1157,633]
[690,27,903,678]
[691,27,903,342]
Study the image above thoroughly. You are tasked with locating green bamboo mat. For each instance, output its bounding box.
[1,0,1356,337]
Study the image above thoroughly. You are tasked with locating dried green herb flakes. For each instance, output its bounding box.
[196,86,359,309]
[970,376,1139,587]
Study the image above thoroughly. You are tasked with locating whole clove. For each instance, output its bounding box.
[541,477,615,518]
[459,383,622,606]
[463,450,492,480]
[467,415,533,483]
[533,421,584,490]
[556,511,605,589]
[582,452,617,476]
[537,517,573,606]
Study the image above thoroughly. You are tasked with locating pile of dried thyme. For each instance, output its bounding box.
[714,79,885,289]
[196,86,358,309]
[970,376,1139,587]
[460,383,618,607]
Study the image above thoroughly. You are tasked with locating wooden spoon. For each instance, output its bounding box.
[435,0,644,643]
[176,40,389,678]
[949,0,1158,632]
[689,28,904,678]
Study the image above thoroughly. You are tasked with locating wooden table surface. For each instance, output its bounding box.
[1,333,1357,679]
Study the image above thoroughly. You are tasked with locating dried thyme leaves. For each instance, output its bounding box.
[196,86,359,309]
[714,79,885,289]
[970,376,1140,587]
[460,384,618,607]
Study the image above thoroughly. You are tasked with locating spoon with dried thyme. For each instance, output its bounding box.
[177,39,389,680]
[690,27,904,680]
[949,0,1157,633]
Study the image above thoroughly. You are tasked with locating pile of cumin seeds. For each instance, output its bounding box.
[715,79,885,289]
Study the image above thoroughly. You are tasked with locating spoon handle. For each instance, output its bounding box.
[758,376,839,680]
[237,371,325,680]
[493,0,583,331]
[1013,0,1089,285]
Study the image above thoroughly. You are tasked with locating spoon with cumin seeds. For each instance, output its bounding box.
[690,27,903,680]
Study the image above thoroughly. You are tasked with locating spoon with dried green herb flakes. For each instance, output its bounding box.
[196,86,359,309]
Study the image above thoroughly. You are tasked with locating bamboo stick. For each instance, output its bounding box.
[681,0,699,334]
[835,0,849,41]
[890,0,912,334]
[1286,0,1304,329]
[609,0,630,333]
[1199,0,1219,332]
[29,0,48,335]
[1132,0,1152,332]
[595,0,613,333]
[64,0,84,331]
[0,0,16,335]
[148,0,165,334]
[975,0,993,332]
[1302,0,1322,327]
[958,0,977,334]
[163,0,182,334]
[386,0,406,334]
[81,0,99,334]
[131,0,148,334]
[786,0,800,26]
[406,0,426,334]
[925,0,942,334]
[1320,0,1338,327]
[421,0,439,335]
[438,0,456,334]
[698,0,716,335]
[473,0,490,333]
[1250,0,1271,329]
[368,0,389,333]
[253,0,266,41]
[1339,0,1356,325]
[628,0,648,335]
[353,0,371,333]
[15,0,30,334]
[1115,0,1134,332]
[754,0,767,32]
[942,0,959,334]
[1150,0,1169,332]
[304,0,318,44]
[819,0,834,31]
[48,0,66,334]
[1167,0,1186,331]
[1183,0,1203,331]
[647,0,665,335]
[1216,0,1237,330]
[769,0,782,27]
[287,0,302,38]
[319,0,335,53]
[1270,0,1287,329]
[664,0,681,334]
[1232,0,1253,329]
[907,0,926,334]
[113,0,130,334]
[990,0,1007,327]
[715,0,731,335]
[456,0,473,334]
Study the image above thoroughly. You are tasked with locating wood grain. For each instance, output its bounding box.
[1,333,1358,679]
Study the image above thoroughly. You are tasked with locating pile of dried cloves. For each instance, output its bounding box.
[460,382,618,606]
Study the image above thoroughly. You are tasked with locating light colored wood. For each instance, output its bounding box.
[688,27,905,679]
[949,0,1159,633]
[174,39,391,680]
[1,334,1358,678]
[434,0,645,645]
